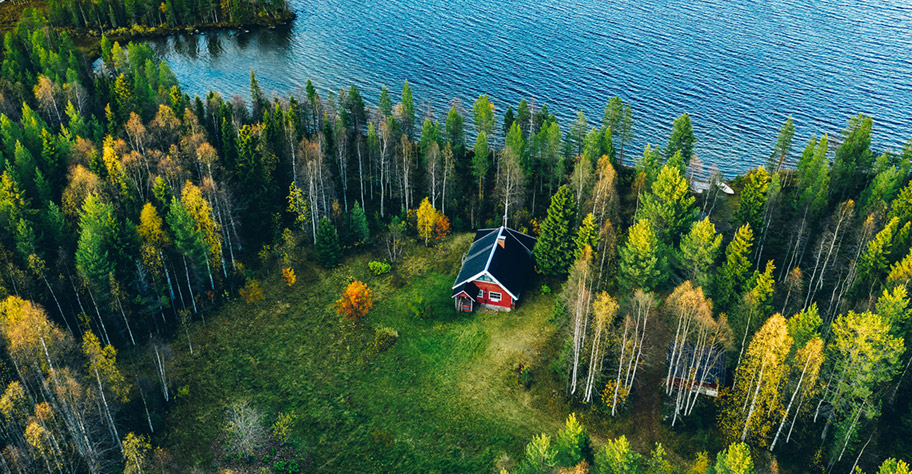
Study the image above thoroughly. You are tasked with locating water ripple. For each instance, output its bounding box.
[147,0,912,176]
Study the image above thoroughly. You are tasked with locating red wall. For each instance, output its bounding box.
[472,280,513,309]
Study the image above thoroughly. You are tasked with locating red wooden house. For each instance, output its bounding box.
[451,226,536,312]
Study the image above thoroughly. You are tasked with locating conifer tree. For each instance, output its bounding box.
[713,443,754,474]
[678,217,723,289]
[768,116,794,173]
[534,185,578,276]
[574,213,599,260]
[830,114,873,201]
[350,200,369,245]
[666,113,695,167]
[733,167,770,235]
[637,163,696,246]
[75,193,115,291]
[618,219,666,292]
[315,217,341,268]
[715,224,754,311]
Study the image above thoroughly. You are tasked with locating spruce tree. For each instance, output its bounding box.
[315,217,341,268]
[350,201,370,245]
[574,213,599,259]
[714,224,755,311]
[637,163,696,246]
[666,113,695,167]
[678,217,722,289]
[618,219,666,292]
[733,166,770,234]
[534,185,578,276]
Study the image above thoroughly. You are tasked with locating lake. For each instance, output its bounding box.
[147,0,912,176]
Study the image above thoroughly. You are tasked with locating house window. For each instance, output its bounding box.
[477,274,494,283]
[489,292,502,302]
[478,289,484,298]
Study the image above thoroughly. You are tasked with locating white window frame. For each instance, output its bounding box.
[489,291,502,302]
[478,289,484,298]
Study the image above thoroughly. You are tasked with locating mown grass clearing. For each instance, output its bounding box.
[156,233,730,472]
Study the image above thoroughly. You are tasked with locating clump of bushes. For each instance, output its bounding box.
[516,362,532,388]
[407,295,432,319]
[373,326,399,352]
[240,279,264,304]
[368,261,391,275]
[281,267,296,286]
[540,284,551,295]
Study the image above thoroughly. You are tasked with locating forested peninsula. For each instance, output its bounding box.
[1,9,912,474]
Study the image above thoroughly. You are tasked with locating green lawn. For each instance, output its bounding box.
[159,234,574,472]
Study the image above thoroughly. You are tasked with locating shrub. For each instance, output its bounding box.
[287,461,300,473]
[272,460,286,471]
[407,294,431,319]
[281,267,296,286]
[240,279,264,304]
[374,326,399,352]
[517,362,532,388]
[272,411,296,444]
[224,400,266,461]
[335,280,373,319]
[368,261,391,275]
[540,284,551,295]
[435,215,451,241]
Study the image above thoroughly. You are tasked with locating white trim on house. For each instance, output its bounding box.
[452,269,518,300]
[489,291,502,302]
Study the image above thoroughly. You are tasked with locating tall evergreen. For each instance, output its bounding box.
[733,166,770,234]
[666,113,695,167]
[350,201,370,245]
[714,223,755,311]
[315,217,341,268]
[618,219,666,292]
[534,185,578,276]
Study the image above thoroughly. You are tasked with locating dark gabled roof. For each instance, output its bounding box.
[452,226,537,299]
[666,344,726,386]
[451,281,480,300]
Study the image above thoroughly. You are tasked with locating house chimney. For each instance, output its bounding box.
[497,235,506,249]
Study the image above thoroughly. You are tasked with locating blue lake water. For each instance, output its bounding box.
[147,0,912,176]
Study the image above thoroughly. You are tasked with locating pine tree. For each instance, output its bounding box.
[678,217,722,289]
[315,217,341,268]
[713,443,754,474]
[733,167,770,235]
[715,224,754,311]
[534,185,578,276]
[75,193,115,291]
[618,219,666,292]
[637,163,697,246]
[830,114,873,201]
[574,213,599,260]
[350,200,369,245]
[666,113,695,167]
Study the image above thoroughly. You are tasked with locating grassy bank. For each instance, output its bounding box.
[150,234,744,473]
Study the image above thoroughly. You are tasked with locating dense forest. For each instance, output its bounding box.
[0,8,911,473]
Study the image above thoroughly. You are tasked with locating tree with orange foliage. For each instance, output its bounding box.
[336,280,373,320]
[435,215,451,241]
[282,267,296,286]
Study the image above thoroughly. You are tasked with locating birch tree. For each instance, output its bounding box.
[608,290,655,415]
[563,248,595,396]
[496,140,524,227]
[817,311,903,464]
[583,291,618,403]
[719,313,792,446]
[665,282,728,425]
